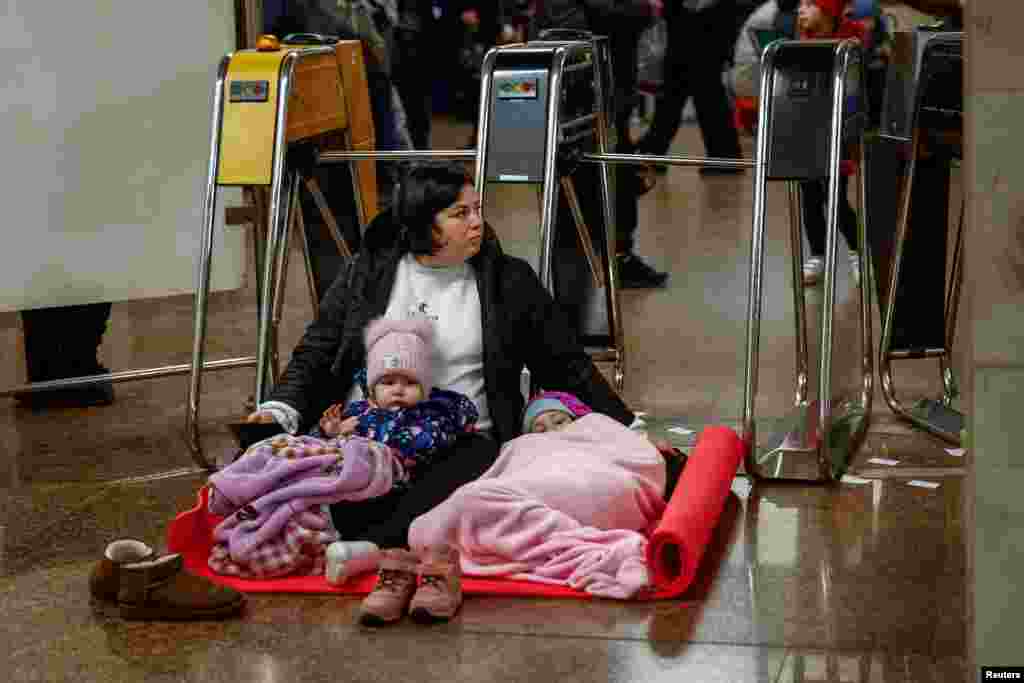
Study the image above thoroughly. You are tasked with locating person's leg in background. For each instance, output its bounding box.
[690,0,744,173]
[586,12,669,289]
[366,69,405,212]
[800,176,860,286]
[635,2,695,163]
[639,1,745,169]
[393,0,436,149]
[18,302,114,409]
[392,68,432,149]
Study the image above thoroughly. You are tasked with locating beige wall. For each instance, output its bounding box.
[0,0,246,313]
[967,0,1024,677]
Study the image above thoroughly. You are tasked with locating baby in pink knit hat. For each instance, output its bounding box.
[323,317,439,438]
[316,317,478,470]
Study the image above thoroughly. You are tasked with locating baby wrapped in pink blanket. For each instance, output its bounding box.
[409,393,666,599]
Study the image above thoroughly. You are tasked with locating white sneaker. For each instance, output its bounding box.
[848,251,861,288]
[802,256,824,286]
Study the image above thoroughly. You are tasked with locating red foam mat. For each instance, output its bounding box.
[646,426,745,594]
[167,427,745,600]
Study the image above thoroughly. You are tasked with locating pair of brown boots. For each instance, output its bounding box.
[359,546,463,625]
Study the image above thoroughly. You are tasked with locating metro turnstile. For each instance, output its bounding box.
[868,31,965,444]
[742,39,874,482]
[185,37,379,468]
[478,33,625,390]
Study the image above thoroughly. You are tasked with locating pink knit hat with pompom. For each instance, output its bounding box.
[365,317,435,396]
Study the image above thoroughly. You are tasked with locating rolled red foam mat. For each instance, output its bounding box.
[645,426,744,595]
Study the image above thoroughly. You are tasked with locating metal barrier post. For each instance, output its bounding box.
[787,181,811,407]
[741,38,873,482]
[591,35,625,391]
[740,38,779,476]
[254,52,300,404]
[185,55,235,460]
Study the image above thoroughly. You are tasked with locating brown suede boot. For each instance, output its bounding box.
[409,545,463,623]
[358,548,419,626]
[90,539,245,620]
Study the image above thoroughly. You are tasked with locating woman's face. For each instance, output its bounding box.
[373,374,425,410]
[531,410,575,434]
[423,184,484,266]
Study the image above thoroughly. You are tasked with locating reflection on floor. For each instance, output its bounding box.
[0,121,967,681]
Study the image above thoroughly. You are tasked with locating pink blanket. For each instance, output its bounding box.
[408,414,666,599]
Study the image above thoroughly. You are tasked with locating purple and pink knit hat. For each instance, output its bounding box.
[522,391,592,433]
[365,317,435,395]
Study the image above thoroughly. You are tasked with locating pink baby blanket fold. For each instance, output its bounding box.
[408,413,667,599]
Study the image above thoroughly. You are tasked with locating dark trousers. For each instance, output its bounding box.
[392,17,434,149]
[20,302,112,381]
[329,433,501,548]
[551,15,643,298]
[393,66,433,149]
[801,175,859,257]
[638,1,742,159]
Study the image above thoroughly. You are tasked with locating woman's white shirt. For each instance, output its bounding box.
[376,254,492,433]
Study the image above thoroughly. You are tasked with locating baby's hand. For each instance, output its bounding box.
[320,414,360,438]
[338,416,359,436]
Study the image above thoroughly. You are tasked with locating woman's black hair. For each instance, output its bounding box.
[393,161,474,256]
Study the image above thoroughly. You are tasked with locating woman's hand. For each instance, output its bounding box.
[246,411,277,424]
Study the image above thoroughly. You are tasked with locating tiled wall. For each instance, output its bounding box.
[967,0,1024,675]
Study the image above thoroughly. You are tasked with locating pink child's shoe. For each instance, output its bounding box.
[409,545,463,623]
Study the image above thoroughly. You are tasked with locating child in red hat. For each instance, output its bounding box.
[795,0,869,288]
[798,0,864,39]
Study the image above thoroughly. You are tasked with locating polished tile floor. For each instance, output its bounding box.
[0,121,968,682]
